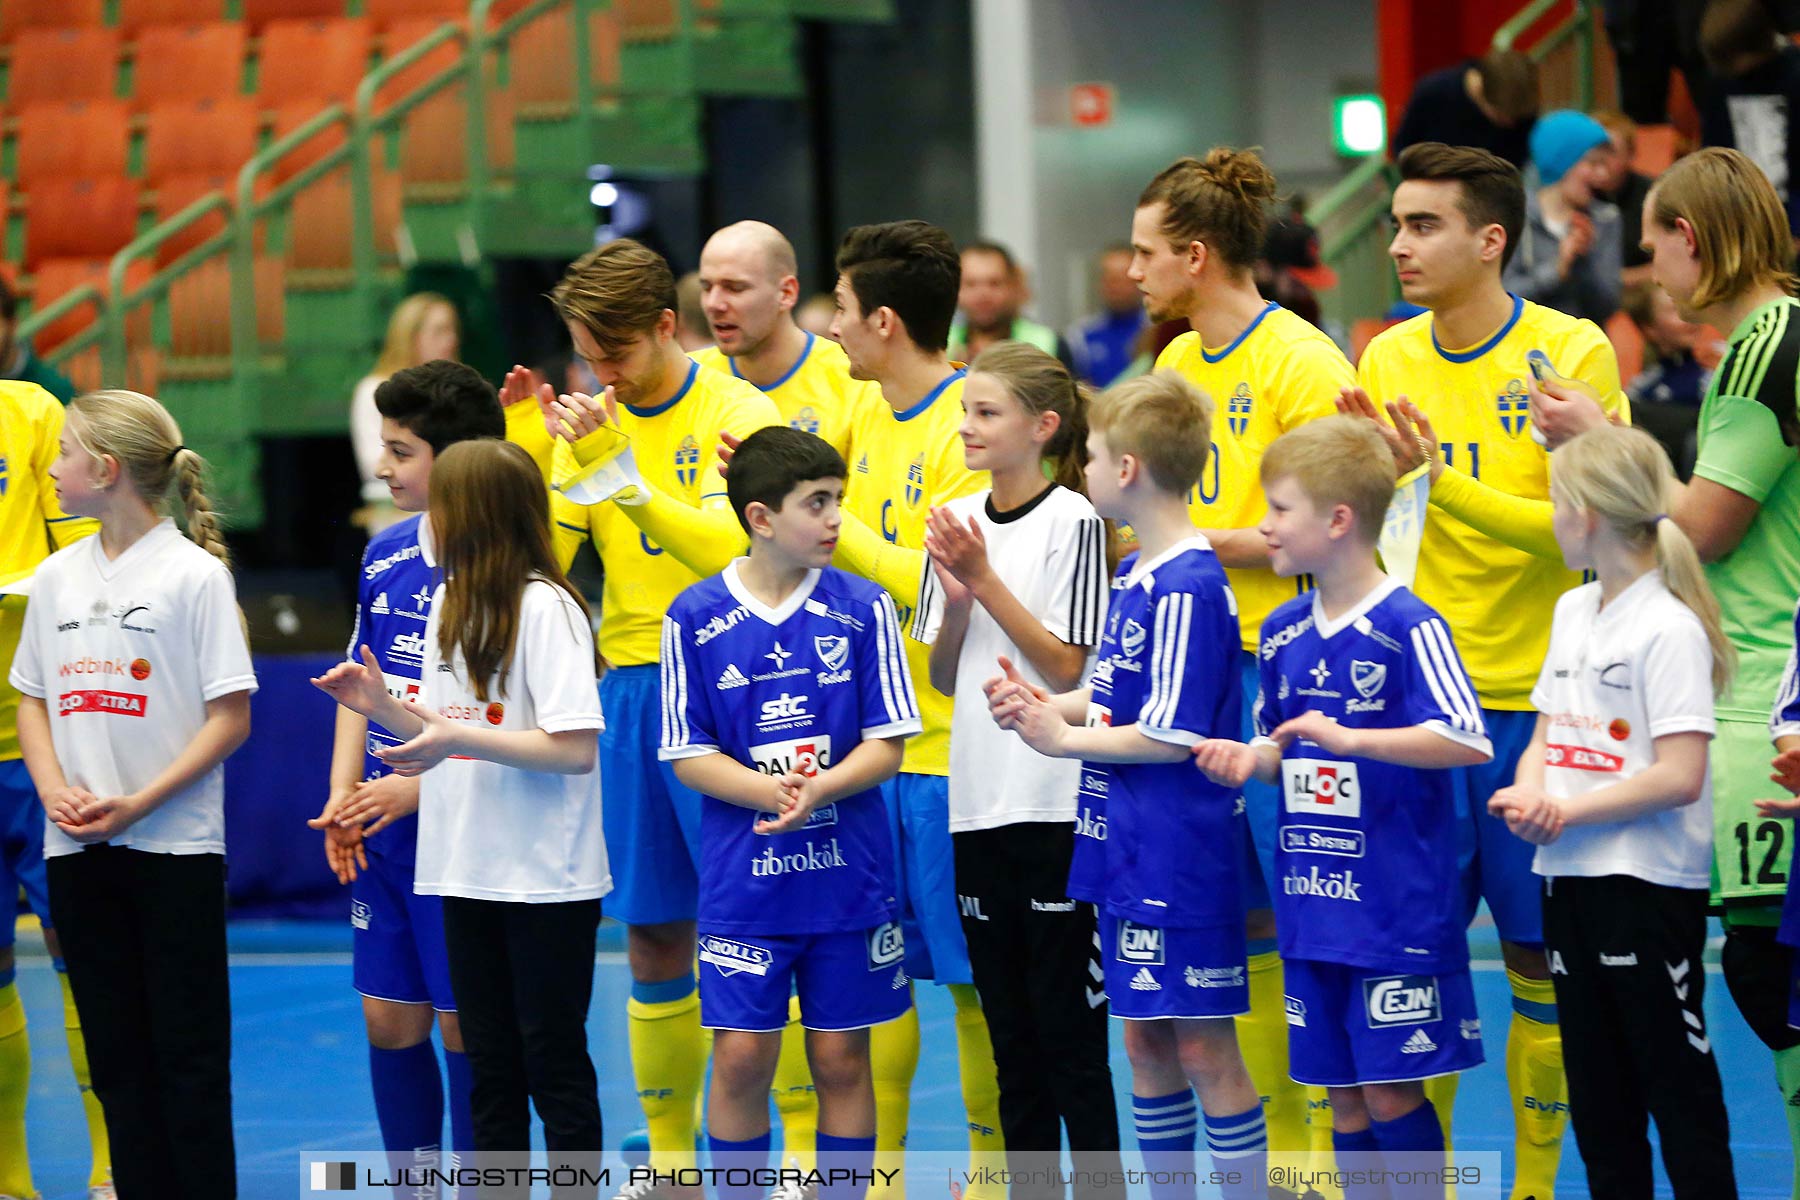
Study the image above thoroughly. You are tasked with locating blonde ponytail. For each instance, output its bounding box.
[1553,425,1736,695]
[68,390,231,567]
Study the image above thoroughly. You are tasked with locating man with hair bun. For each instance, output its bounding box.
[1127,146,1356,1160]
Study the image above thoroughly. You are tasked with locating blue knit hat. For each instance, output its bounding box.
[1530,110,1610,185]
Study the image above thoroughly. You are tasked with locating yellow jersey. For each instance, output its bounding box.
[0,383,97,759]
[1155,304,1353,650]
[841,370,987,775]
[504,396,557,488]
[693,333,874,461]
[1357,296,1627,708]
[551,359,780,667]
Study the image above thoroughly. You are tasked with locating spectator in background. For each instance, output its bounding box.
[1594,110,1657,288]
[948,240,1076,370]
[1602,0,1712,125]
[1394,48,1540,168]
[674,270,712,351]
[1505,110,1624,325]
[1065,243,1147,386]
[0,275,74,404]
[1257,212,1339,341]
[796,292,838,340]
[351,292,459,534]
[1621,281,1713,475]
[1700,0,1800,236]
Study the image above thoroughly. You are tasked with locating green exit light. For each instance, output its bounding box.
[1334,94,1386,156]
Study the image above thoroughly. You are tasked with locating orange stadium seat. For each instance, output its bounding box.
[150,172,233,266]
[28,257,152,354]
[1605,309,1645,384]
[240,0,345,29]
[257,17,373,106]
[377,18,464,110]
[117,0,228,34]
[0,0,104,39]
[286,171,399,270]
[15,100,130,185]
[143,97,260,185]
[131,21,247,108]
[6,27,122,106]
[363,0,466,30]
[24,176,141,269]
[166,254,284,355]
[268,102,350,183]
[505,5,620,105]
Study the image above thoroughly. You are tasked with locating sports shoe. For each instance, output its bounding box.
[768,1156,817,1200]
[611,1177,702,1200]
[89,1187,118,1200]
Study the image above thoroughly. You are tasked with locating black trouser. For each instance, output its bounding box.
[954,823,1122,1200]
[441,895,602,1197]
[1541,874,1736,1199]
[1720,919,1800,1051]
[46,845,235,1200]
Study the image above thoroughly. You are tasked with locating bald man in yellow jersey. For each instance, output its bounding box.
[0,382,107,1199]
[1126,150,1353,1161]
[693,220,877,461]
[1350,143,1628,1200]
[822,219,1003,1199]
[531,239,781,1190]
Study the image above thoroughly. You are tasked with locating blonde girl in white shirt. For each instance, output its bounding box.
[1489,424,1738,1198]
[313,438,608,1177]
[11,390,255,1198]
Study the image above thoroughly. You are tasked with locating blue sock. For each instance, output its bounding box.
[1332,1126,1390,1200]
[1204,1102,1266,1200]
[1370,1101,1444,1200]
[369,1041,444,1175]
[708,1130,770,1200]
[444,1047,474,1155]
[1133,1090,1197,1200]
[815,1131,876,1200]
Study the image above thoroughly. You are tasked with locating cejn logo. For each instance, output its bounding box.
[1363,974,1441,1028]
[867,922,904,970]
[1116,921,1164,965]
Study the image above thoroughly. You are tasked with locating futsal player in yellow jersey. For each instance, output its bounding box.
[1351,143,1627,1200]
[824,220,1004,1199]
[1129,149,1352,1159]
[693,220,877,461]
[529,240,781,1188]
[0,381,107,1199]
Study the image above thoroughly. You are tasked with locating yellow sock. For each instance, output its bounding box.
[1505,969,1566,1200]
[1234,951,1309,1152]
[0,981,32,1198]
[772,995,818,1169]
[628,980,706,1170]
[59,972,110,1189]
[867,997,919,1200]
[949,984,1005,1200]
[1300,1087,1340,1200]
[1424,1071,1458,1144]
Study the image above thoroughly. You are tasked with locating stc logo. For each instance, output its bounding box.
[758,692,810,725]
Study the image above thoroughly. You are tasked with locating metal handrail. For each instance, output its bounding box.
[104,192,235,382]
[16,284,106,362]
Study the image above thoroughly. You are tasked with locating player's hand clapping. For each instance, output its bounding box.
[330,773,422,838]
[1336,387,1433,478]
[989,655,1069,755]
[1192,738,1259,788]
[924,507,994,594]
[536,380,619,443]
[1753,747,1800,818]
[311,646,393,721]
[308,786,369,884]
[376,706,465,777]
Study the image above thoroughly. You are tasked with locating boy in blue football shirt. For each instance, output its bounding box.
[310,360,505,1187]
[987,370,1266,1200]
[1193,416,1491,1186]
[659,426,921,1200]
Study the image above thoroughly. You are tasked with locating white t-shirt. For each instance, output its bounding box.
[10,520,257,857]
[912,485,1109,832]
[1530,572,1717,888]
[413,577,610,903]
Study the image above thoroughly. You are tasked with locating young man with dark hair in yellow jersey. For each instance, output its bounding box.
[521,237,782,1194]
[1128,148,1354,1159]
[693,220,878,462]
[0,382,107,1200]
[824,218,1004,1200]
[1343,141,1628,1200]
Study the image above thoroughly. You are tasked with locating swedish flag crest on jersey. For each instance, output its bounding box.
[791,406,822,436]
[675,435,700,487]
[1227,384,1253,437]
[904,454,925,508]
[0,456,10,496]
[1496,379,1530,437]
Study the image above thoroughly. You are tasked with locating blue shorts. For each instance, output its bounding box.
[1239,652,1275,913]
[1100,916,1249,1020]
[351,839,456,1011]
[698,922,914,1032]
[0,759,49,948]
[1284,957,1485,1087]
[883,772,970,984]
[1456,707,1542,946]
[601,665,703,927]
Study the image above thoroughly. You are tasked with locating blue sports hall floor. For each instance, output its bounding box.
[14,914,1787,1199]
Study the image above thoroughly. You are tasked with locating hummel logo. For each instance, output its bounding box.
[717,665,750,690]
[1129,967,1161,992]
[766,643,793,668]
[1400,1029,1436,1054]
